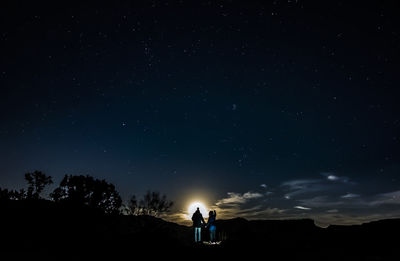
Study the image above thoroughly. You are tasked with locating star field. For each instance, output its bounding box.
[1,1,400,225]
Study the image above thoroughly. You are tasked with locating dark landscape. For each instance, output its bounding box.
[1,198,398,260]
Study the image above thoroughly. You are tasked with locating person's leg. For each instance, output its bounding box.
[212,229,216,242]
[195,227,199,242]
[198,227,201,242]
[210,226,216,242]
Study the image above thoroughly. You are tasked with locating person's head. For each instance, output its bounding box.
[209,210,213,216]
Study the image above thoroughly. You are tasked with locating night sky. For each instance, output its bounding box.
[1,1,400,226]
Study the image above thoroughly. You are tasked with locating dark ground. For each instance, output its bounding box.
[1,200,398,260]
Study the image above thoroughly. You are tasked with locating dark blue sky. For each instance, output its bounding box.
[1,1,400,225]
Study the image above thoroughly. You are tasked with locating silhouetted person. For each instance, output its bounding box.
[206,210,217,243]
[191,207,205,243]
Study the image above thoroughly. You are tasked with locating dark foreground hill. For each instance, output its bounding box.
[1,200,399,260]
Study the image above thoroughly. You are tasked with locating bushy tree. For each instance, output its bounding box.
[24,171,53,199]
[50,175,122,214]
[0,188,26,201]
[127,191,173,217]
[126,195,140,215]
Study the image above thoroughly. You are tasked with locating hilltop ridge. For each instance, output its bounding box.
[1,200,399,259]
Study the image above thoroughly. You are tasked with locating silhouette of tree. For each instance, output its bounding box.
[0,188,8,200]
[0,188,26,200]
[127,191,173,216]
[50,175,122,214]
[127,195,140,215]
[24,171,53,200]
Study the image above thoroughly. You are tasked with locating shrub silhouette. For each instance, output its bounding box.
[0,171,52,200]
[50,175,122,214]
[0,188,26,200]
[127,194,140,215]
[128,190,173,216]
[1,171,173,218]
[24,171,53,200]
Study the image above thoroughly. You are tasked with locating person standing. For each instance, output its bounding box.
[206,210,217,243]
[191,207,205,243]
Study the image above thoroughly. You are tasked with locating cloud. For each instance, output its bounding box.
[163,212,193,226]
[281,173,357,201]
[369,190,400,206]
[215,192,245,205]
[240,207,286,218]
[215,191,263,206]
[341,193,360,199]
[260,184,267,188]
[210,190,288,220]
[294,205,312,210]
[282,179,320,190]
[327,175,339,181]
[321,172,350,183]
[281,179,324,198]
[298,196,344,208]
[299,190,400,209]
[243,192,263,199]
[326,209,339,213]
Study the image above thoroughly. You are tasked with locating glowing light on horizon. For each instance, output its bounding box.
[187,201,208,220]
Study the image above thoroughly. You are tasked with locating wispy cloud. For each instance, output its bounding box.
[369,190,400,206]
[281,179,324,198]
[298,196,344,208]
[341,193,360,199]
[215,191,263,206]
[281,173,356,201]
[294,205,311,210]
[321,172,351,183]
[326,209,338,213]
[210,190,287,220]
[327,175,339,181]
[282,179,320,190]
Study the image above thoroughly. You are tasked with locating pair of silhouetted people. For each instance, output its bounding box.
[191,207,217,243]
